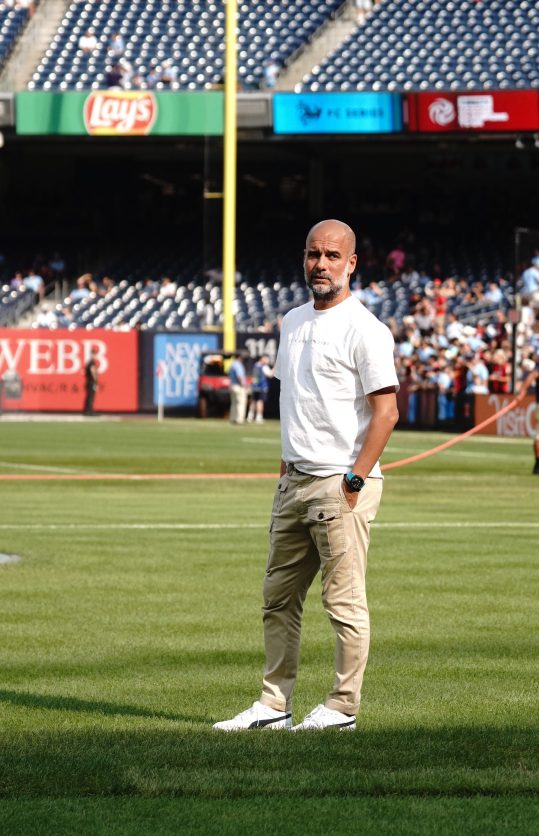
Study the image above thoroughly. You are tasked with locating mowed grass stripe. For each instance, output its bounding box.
[0,423,537,832]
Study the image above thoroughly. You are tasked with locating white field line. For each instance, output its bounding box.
[0,521,538,531]
[0,460,87,474]
[241,437,280,444]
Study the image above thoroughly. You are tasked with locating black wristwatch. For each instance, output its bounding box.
[344,471,365,492]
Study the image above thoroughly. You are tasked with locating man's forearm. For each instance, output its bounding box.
[351,392,399,479]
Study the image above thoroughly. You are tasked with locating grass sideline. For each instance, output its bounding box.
[0,419,537,835]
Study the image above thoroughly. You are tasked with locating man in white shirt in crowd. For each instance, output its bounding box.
[214,219,399,732]
[79,29,98,54]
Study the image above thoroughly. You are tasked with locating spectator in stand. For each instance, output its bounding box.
[354,0,373,25]
[143,276,160,296]
[160,59,178,87]
[386,241,406,278]
[108,32,125,58]
[484,281,503,305]
[70,274,92,302]
[119,59,134,87]
[488,348,510,393]
[413,298,434,335]
[10,270,25,291]
[160,276,177,297]
[48,252,66,279]
[362,280,384,308]
[131,71,145,89]
[79,29,98,54]
[520,256,539,306]
[435,359,455,422]
[35,304,57,329]
[99,276,115,296]
[401,260,420,286]
[23,269,45,301]
[105,63,124,88]
[466,350,489,394]
[263,59,280,89]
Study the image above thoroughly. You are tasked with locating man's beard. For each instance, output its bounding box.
[305,267,349,302]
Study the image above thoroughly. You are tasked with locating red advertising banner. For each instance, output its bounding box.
[474,393,536,437]
[0,329,138,412]
[406,91,539,132]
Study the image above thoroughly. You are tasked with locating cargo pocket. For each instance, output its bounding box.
[307,502,346,560]
[269,475,289,532]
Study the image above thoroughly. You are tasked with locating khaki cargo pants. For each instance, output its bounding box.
[260,465,383,716]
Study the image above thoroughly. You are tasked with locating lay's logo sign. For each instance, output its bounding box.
[83,91,157,136]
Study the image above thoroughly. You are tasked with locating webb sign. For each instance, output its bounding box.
[16,91,223,136]
[0,329,138,412]
[407,91,539,132]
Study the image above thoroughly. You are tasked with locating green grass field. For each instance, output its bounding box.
[0,418,537,835]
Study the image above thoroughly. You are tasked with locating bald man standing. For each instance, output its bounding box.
[214,220,399,732]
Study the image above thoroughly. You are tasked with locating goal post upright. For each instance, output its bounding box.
[222,0,238,355]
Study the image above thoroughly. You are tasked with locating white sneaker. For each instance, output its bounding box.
[213,701,292,731]
[291,704,356,731]
[255,417,264,424]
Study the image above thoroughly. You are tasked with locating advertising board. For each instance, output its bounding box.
[152,332,219,408]
[16,91,223,136]
[474,393,536,437]
[406,91,539,132]
[0,329,138,412]
[273,92,403,134]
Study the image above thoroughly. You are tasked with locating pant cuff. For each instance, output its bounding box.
[260,694,289,712]
[325,698,358,715]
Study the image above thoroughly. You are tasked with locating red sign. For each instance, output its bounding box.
[406,91,539,132]
[0,329,138,412]
[475,393,536,437]
[83,91,157,136]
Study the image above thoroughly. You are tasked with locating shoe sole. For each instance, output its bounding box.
[213,718,292,732]
[291,722,356,732]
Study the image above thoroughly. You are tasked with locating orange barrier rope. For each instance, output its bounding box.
[381,390,527,472]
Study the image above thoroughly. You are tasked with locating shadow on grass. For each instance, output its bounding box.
[0,722,537,799]
[0,689,193,723]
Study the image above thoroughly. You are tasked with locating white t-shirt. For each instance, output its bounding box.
[274,295,398,478]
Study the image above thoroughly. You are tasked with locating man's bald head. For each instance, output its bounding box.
[303,219,358,309]
[305,219,356,257]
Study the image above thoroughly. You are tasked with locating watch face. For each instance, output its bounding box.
[346,473,364,491]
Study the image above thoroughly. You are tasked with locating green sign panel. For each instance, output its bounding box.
[16,91,223,136]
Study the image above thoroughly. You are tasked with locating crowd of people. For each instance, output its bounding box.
[351,242,538,426]
[3,235,538,431]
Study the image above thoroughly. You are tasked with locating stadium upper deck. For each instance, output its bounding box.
[27,0,343,91]
[299,0,539,92]
[15,0,539,93]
